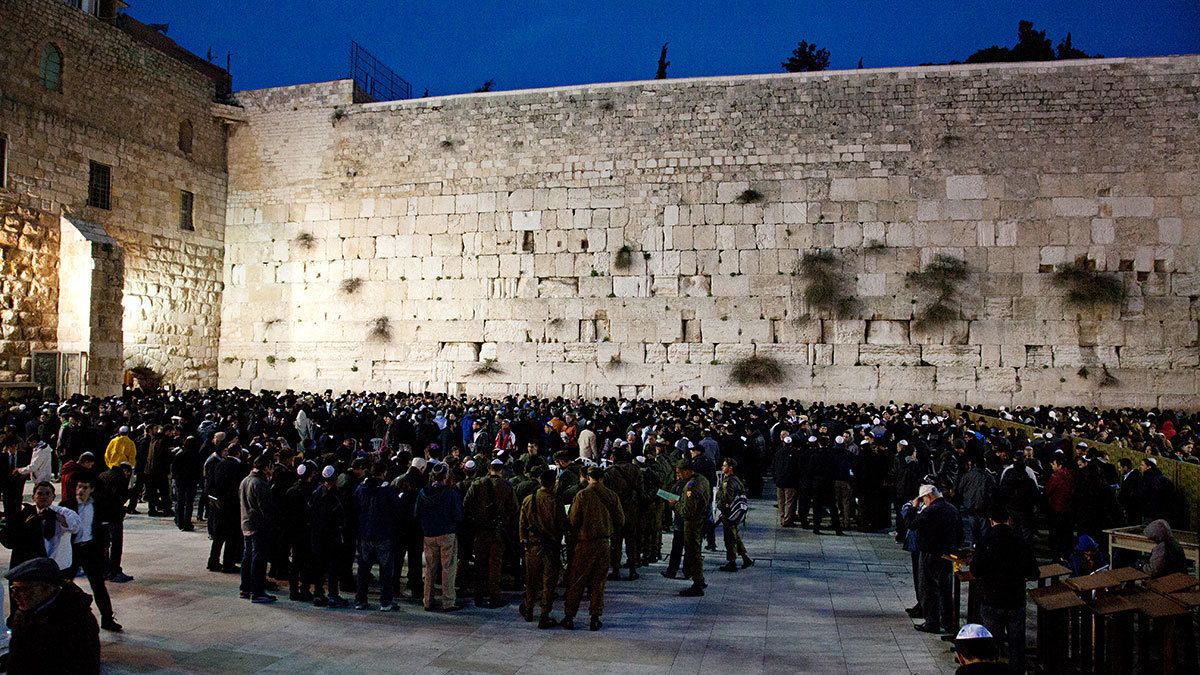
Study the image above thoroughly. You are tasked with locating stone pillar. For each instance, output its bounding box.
[57,216,123,397]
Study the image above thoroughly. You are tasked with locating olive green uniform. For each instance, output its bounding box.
[519,487,568,616]
[464,474,519,601]
[563,482,624,619]
[716,474,749,562]
[675,473,711,586]
[602,461,643,573]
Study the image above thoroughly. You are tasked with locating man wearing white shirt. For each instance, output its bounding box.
[62,476,121,632]
[24,482,80,572]
[17,442,53,484]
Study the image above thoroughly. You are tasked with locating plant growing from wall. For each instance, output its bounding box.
[730,355,786,386]
[736,188,764,204]
[608,353,622,368]
[340,277,364,294]
[369,317,392,342]
[907,254,969,331]
[1051,262,1126,310]
[472,358,503,375]
[1099,365,1119,388]
[331,107,346,125]
[265,355,276,366]
[614,244,634,270]
[295,232,316,250]
[798,250,858,317]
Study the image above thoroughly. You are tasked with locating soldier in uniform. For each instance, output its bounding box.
[518,469,568,628]
[637,454,664,563]
[670,459,709,596]
[602,448,643,580]
[561,466,624,631]
[715,458,754,572]
[463,458,519,608]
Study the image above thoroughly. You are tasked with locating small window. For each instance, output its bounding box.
[39,44,62,92]
[87,161,111,209]
[178,120,193,154]
[0,135,7,189]
[179,190,194,231]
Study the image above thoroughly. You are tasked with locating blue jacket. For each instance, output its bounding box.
[354,477,402,541]
[415,482,464,538]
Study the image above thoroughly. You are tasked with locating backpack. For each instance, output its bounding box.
[727,493,749,525]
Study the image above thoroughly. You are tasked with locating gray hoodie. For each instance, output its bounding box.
[1144,519,1188,578]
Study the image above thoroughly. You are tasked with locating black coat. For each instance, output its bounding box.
[8,583,100,674]
[970,522,1038,609]
[906,498,962,555]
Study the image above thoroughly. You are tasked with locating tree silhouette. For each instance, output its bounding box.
[966,20,1096,64]
[656,42,670,79]
[474,79,495,93]
[782,40,830,72]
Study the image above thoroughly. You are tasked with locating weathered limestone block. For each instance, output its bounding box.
[859,345,922,366]
[866,320,910,345]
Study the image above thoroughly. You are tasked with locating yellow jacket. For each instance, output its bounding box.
[105,435,136,468]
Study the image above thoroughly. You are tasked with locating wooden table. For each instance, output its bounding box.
[1130,592,1190,675]
[1169,590,1200,608]
[1065,569,1130,594]
[1038,563,1071,588]
[1105,525,1200,578]
[1146,572,1200,595]
[1030,585,1087,673]
[1089,590,1148,675]
[944,549,975,631]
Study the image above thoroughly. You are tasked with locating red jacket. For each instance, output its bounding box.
[1045,468,1075,514]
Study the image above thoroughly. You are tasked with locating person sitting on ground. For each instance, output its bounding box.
[4,557,101,674]
[1144,518,1189,578]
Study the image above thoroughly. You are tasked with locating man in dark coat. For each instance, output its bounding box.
[1138,458,1177,525]
[208,446,247,573]
[906,484,962,634]
[970,508,1038,674]
[5,558,101,675]
[773,436,799,526]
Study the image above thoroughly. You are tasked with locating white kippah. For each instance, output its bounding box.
[322,466,336,479]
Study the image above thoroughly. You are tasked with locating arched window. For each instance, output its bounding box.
[178,120,193,154]
[39,44,62,92]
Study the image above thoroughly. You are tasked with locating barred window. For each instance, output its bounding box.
[88,161,111,209]
[39,44,63,92]
[180,190,194,231]
[0,135,7,189]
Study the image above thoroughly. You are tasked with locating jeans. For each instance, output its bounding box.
[356,538,395,606]
[963,514,989,548]
[240,531,271,597]
[980,604,1026,674]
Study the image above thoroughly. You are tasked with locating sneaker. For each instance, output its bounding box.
[100,618,123,632]
[354,602,370,611]
[251,594,277,604]
[378,603,397,612]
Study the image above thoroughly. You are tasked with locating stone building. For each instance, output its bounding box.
[3,1,1199,407]
[0,0,233,395]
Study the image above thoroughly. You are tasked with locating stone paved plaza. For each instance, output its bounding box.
[96,497,958,674]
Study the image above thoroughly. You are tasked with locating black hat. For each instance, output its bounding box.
[5,557,61,583]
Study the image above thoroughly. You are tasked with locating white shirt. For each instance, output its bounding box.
[41,505,81,570]
[71,500,95,545]
[19,445,52,483]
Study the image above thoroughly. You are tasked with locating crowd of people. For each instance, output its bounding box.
[0,388,1194,672]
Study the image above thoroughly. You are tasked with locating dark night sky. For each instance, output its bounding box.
[129,0,1200,95]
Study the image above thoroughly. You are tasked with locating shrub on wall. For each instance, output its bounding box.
[907,254,969,331]
[614,244,634,270]
[295,232,316,250]
[472,358,502,375]
[736,188,764,204]
[799,250,858,317]
[730,355,786,386]
[1052,262,1126,310]
[369,317,391,341]
[341,277,364,294]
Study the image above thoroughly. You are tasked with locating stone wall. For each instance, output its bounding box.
[222,57,1200,408]
[0,0,227,390]
[0,194,58,383]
